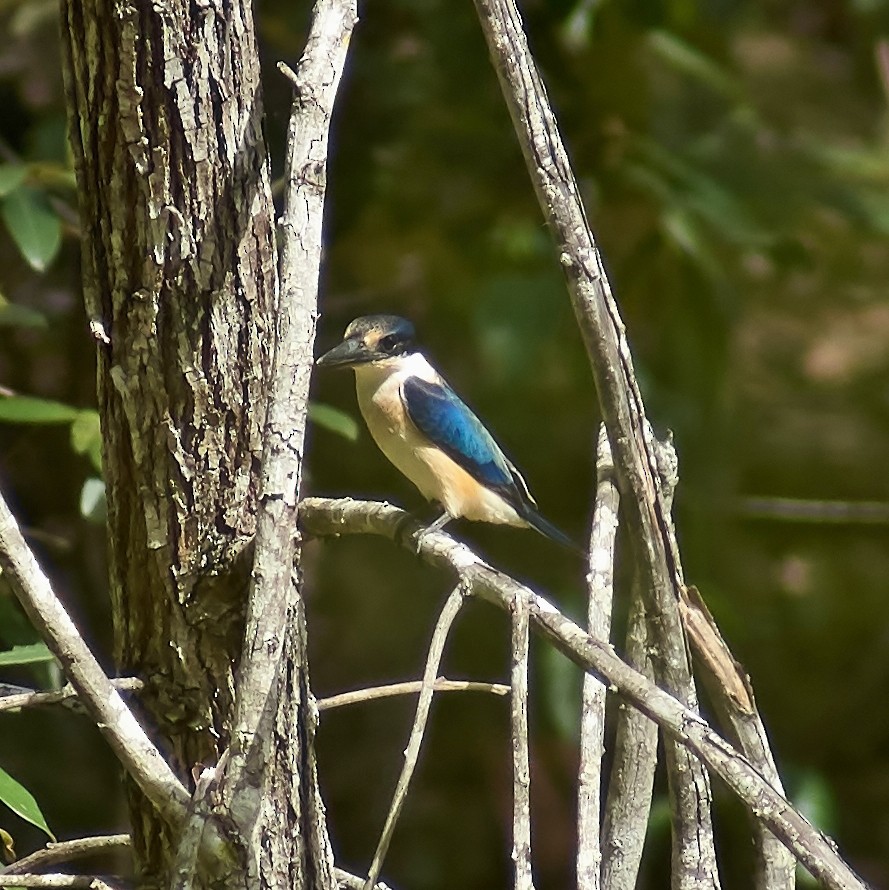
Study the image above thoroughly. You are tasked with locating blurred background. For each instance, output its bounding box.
[1,0,889,886]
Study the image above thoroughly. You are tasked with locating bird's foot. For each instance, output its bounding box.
[415,511,453,553]
[394,512,418,550]
[395,509,452,554]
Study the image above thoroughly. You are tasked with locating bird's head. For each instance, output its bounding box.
[315,315,417,369]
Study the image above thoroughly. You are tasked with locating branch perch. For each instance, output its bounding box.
[600,586,658,890]
[0,876,121,889]
[300,496,871,890]
[601,435,679,889]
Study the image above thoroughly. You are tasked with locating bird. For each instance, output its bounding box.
[315,314,577,550]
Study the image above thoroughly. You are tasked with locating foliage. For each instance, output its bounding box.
[1,0,889,885]
[0,764,54,843]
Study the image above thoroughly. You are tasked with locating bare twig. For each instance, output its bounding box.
[334,869,392,890]
[318,678,508,711]
[738,496,889,524]
[646,437,720,890]
[363,587,466,890]
[600,585,658,890]
[469,3,721,884]
[601,434,662,890]
[221,2,357,886]
[577,425,619,890]
[0,877,122,889]
[0,680,143,714]
[0,490,190,825]
[300,496,871,890]
[1,836,131,876]
[663,676,719,884]
[510,595,534,890]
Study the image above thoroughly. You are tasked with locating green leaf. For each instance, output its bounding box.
[662,208,725,281]
[26,162,78,193]
[0,643,55,667]
[0,298,48,329]
[647,30,739,98]
[0,187,62,272]
[10,0,57,38]
[0,826,15,863]
[0,166,26,199]
[629,138,771,246]
[79,478,106,524]
[308,403,360,441]
[824,187,889,236]
[70,410,103,472]
[0,764,55,841]
[0,599,35,651]
[793,770,837,833]
[0,396,79,424]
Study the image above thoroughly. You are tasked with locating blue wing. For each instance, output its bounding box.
[402,375,580,552]
[401,376,521,497]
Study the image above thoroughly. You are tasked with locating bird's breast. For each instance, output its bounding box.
[355,368,440,498]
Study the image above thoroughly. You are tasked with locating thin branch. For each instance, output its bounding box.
[0,877,122,889]
[645,434,720,889]
[469,2,721,883]
[600,585,658,890]
[363,587,466,890]
[604,438,674,890]
[738,496,889,524]
[334,869,392,890]
[0,490,190,826]
[1,837,131,876]
[318,678,508,711]
[300,497,872,890]
[577,424,619,890]
[510,595,534,890]
[0,680,143,714]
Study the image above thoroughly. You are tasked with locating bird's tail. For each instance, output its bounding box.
[517,502,583,555]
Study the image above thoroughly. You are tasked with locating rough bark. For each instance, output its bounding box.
[216,5,357,887]
[60,0,276,881]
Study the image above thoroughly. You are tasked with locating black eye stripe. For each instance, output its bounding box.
[379,334,398,351]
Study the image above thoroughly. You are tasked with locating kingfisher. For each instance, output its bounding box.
[315,314,576,550]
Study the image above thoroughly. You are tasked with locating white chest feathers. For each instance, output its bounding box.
[351,354,524,527]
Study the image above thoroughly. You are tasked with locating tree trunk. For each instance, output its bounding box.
[60,0,277,882]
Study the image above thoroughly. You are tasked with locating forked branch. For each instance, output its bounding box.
[300,496,870,890]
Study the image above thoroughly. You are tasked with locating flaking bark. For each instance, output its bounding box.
[60,0,276,881]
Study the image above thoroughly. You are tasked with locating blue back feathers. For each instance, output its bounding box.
[402,374,579,552]
[401,377,517,493]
